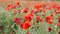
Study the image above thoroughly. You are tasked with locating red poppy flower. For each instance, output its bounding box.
[57,5,60,10]
[46,15,53,24]
[23,7,28,13]
[6,4,13,10]
[20,22,24,28]
[48,27,52,32]
[47,20,53,24]
[50,14,53,17]
[40,3,46,8]
[24,13,33,21]
[13,9,17,15]
[46,6,51,10]
[58,16,60,23]
[51,3,58,9]
[15,2,20,6]
[34,4,41,10]
[29,13,33,18]
[54,9,59,14]
[57,23,60,27]
[20,21,31,30]
[30,10,34,13]
[13,17,21,24]
[36,16,43,22]
[36,16,40,21]
[46,16,51,22]
[50,14,54,20]
[11,5,16,9]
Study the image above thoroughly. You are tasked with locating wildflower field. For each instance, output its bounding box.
[0,0,60,34]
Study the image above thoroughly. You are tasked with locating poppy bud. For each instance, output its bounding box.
[48,27,52,32]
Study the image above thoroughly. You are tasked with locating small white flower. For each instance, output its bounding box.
[55,25,57,28]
